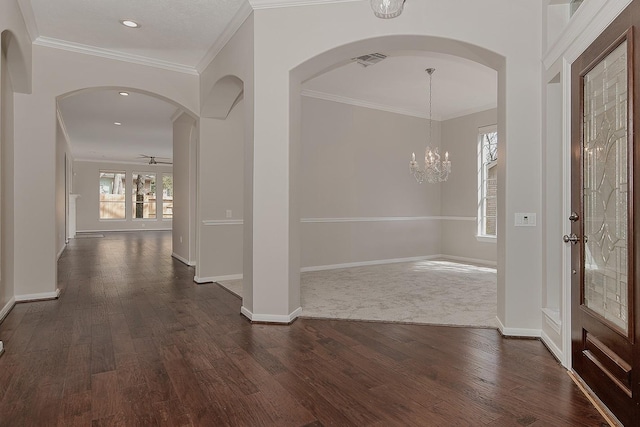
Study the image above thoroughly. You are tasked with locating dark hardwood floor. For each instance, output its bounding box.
[0,231,606,426]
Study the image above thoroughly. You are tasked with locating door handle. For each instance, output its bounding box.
[569,212,579,222]
[563,233,580,244]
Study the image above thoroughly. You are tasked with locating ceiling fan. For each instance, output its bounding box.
[139,154,173,165]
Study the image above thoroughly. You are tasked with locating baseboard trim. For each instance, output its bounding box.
[496,316,541,338]
[240,306,302,324]
[0,297,16,323]
[15,289,61,303]
[541,330,564,364]
[301,255,441,272]
[171,252,195,266]
[195,273,243,284]
[57,244,66,261]
[0,341,4,358]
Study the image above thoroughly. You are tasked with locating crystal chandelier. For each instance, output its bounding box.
[409,68,451,184]
[371,0,405,19]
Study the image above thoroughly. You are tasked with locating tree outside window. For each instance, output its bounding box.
[478,126,497,238]
[162,174,173,219]
[132,172,156,219]
[99,171,126,219]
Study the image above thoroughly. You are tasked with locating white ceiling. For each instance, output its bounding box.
[22,0,497,164]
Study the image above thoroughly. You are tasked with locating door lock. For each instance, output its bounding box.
[563,233,580,244]
[569,212,579,222]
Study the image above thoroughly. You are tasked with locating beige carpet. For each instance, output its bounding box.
[218,259,497,328]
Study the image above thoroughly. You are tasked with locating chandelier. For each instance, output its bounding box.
[409,68,451,184]
[371,0,405,19]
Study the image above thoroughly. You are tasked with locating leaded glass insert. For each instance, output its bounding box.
[582,41,629,333]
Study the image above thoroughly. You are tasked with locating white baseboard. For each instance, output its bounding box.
[301,255,441,272]
[15,288,60,302]
[0,341,4,358]
[542,308,562,335]
[240,306,302,324]
[194,273,243,284]
[171,252,195,266]
[57,244,66,261]
[496,316,541,338]
[0,297,16,323]
[541,330,565,364]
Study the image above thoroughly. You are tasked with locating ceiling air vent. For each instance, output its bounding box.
[352,53,387,67]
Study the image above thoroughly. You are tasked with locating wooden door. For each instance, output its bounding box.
[570,3,640,425]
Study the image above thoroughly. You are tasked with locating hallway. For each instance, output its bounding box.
[0,232,605,425]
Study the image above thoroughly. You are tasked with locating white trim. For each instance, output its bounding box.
[78,228,171,233]
[75,158,174,166]
[0,341,4,357]
[196,2,253,73]
[543,0,631,68]
[15,289,61,302]
[475,235,497,244]
[0,297,16,323]
[195,273,242,284]
[202,219,244,226]
[541,330,564,363]
[439,255,497,268]
[249,0,360,10]
[171,108,186,123]
[172,252,195,266]
[302,89,495,122]
[301,89,430,119]
[240,306,302,324]
[495,316,541,338]
[301,216,474,223]
[542,307,562,335]
[34,37,198,76]
[301,255,442,272]
[561,57,573,370]
[57,244,66,261]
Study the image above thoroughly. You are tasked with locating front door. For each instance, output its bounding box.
[570,3,639,425]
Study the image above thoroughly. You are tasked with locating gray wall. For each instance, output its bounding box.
[74,160,173,232]
[441,108,498,264]
[300,96,443,268]
[1,39,14,313]
[171,113,197,265]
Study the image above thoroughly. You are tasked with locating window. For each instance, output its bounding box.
[132,172,156,219]
[99,171,126,219]
[478,125,497,238]
[162,174,173,219]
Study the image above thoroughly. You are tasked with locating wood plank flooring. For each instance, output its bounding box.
[0,231,607,426]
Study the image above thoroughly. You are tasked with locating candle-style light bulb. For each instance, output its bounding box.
[412,152,415,161]
[445,151,449,161]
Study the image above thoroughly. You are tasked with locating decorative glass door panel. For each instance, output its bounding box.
[582,40,629,334]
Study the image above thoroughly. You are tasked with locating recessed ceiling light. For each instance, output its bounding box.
[114,122,122,126]
[119,19,140,28]
[118,91,129,96]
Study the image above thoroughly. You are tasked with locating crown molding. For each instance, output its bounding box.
[74,158,174,166]
[34,36,199,76]
[196,2,253,73]
[301,89,440,120]
[543,0,631,69]
[440,102,497,121]
[249,0,361,10]
[16,0,39,42]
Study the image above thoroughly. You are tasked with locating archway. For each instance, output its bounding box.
[55,87,198,277]
[295,50,498,326]
[287,35,506,324]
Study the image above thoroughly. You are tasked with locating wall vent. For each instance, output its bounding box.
[352,53,387,67]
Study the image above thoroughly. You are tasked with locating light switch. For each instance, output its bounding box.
[515,213,536,227]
